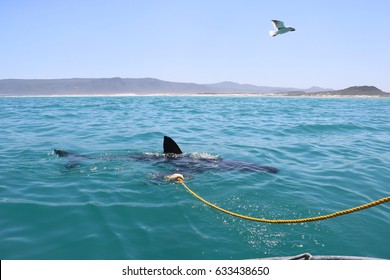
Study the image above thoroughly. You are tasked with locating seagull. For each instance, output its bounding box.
[269,20,295,37]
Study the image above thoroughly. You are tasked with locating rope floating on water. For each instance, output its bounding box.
[167,174,390,224]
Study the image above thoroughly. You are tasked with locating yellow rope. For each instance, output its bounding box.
[173,177,390,224]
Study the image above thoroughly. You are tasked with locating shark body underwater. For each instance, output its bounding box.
[54,136,279,174]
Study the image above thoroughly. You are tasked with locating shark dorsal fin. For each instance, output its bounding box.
[163,136,183,154]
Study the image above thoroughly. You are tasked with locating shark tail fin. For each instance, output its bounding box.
[54,149,71,157]
[163,136,183,154]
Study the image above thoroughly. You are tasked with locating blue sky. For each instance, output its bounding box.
[1,0,390,91]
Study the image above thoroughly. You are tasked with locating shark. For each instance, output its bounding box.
[54,136,279,174]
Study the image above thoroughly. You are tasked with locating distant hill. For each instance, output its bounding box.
[0,78,331,96]
[304,86,390,97]
[0,78,205,95]
[204,81,301,94]
[333,86,389,96]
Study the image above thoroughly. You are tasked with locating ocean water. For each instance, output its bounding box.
[0,96,389,260]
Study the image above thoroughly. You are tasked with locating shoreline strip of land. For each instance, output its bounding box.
[1,78,389,98]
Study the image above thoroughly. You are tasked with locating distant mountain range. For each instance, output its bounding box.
[0,78,388,97]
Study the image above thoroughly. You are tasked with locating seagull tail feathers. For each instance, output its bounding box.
[269,30,277,37]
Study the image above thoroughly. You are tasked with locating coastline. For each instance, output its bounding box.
[1,78,388,98]
[1,92,389,98]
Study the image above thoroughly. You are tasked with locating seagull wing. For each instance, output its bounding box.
[271,20,285,30]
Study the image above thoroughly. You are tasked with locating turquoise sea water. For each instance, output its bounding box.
[0,96,389,260]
